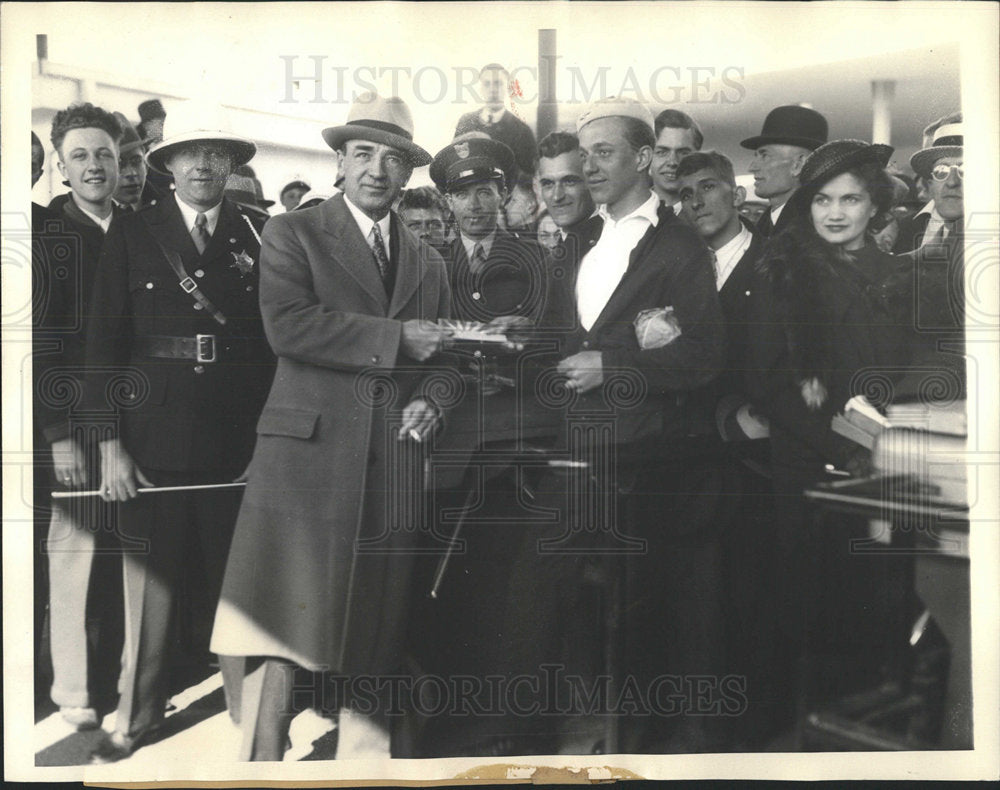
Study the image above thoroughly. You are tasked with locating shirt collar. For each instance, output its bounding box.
[770,202,785,224]
[343,193,391,244]
[461,230,497,260]
[917,201,943,221]
[71,195,114,233]
[480,107,507,124]
[597,190,660,228]
[175,193,223,235]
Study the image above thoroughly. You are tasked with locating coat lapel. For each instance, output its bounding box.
[145,197,202,274]
[321,194,390,313]
[387,214,426,317]
[201,199,240,265]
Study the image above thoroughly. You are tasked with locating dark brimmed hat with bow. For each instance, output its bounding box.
[429,132,516,193]
[741,105,829,151]
[786,139,894,215]
[322,92,431,166]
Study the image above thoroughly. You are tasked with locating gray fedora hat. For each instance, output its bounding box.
[322,92,431,166]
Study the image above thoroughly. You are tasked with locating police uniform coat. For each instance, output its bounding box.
[211,193,451,676]
[84,194,274,738]
[86,196,273,472]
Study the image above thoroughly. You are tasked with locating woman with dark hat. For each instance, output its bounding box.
[745,140,911,735]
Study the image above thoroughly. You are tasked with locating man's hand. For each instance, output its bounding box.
[397,398,440,442]
[557,351,604,394]
[98,438,152,502]
[52,438,86,488]
[401,320,450,361]
[484,314,531,350]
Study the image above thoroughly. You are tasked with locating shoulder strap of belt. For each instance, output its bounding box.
[140,214,228,326]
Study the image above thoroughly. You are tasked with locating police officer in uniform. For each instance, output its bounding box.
[431,133,547,327]
[85,101,275,762]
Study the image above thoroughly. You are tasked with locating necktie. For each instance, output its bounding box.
[370,223,390,283]
[192,212,210,255]
[471,242,487,274]
[710,249,720,284]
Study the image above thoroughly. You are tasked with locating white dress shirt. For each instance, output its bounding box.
[343,194,391,254]
[460,231,496,272]
[769,202,786,229]
[76,202,114,234]
[575,191,660,331]
[479,107,507,125]
[712,224,753,290]
[915,201,946,246]
[175,193,222,236]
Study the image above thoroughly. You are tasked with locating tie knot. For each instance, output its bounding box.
[371,223,384,242]
[195,213,207,228]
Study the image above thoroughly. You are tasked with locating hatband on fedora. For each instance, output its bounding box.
[741,105,829,151]
[146,101,256,174]
[322,92,431,166]
[909,122,963,178]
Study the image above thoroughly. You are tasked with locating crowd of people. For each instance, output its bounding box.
[30,62,966,762]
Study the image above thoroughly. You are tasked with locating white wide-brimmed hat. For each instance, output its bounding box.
[321,92,431,166]
[146,100,256,174]
[909,122,963,179]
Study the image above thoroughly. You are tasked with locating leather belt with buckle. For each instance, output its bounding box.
[133,334,256,363]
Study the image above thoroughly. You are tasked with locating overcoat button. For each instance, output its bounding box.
[582,341,590,349]
[371,354,380,364]
[194,269,205,278]
[145,282,154,289]
[472,292,481,300]
[193,303,203,310]
[194,365,205,374]
[246,285,254,292]
[229,238,237,244]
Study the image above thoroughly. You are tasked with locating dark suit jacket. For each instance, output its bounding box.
[686,221,766,443]
[892,210,932,254]
[443,229,548,324]
[33,196,124,445]
[755,200,793,238]
[455,109,537,176]
[84,196,274,474]
[540,202,726,450]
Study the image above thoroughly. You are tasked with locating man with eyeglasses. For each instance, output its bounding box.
[898,118,966,372]
[895,113,964,252]
[85,101,275,762]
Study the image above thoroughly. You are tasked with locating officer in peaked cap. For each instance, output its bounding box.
[430,133,546,326]
[85,100,276,763]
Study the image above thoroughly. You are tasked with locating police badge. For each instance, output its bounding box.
[230,249,255,277]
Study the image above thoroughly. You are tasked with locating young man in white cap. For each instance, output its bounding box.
[210,92,451,761]
[543,96,728,752]
[85,100,275,762]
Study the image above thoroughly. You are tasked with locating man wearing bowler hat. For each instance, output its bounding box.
[741,105,828,237]
[85,100,275,762]
[210,93,452,761]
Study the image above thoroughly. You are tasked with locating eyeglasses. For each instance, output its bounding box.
[930,163,963,181]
